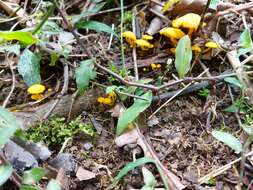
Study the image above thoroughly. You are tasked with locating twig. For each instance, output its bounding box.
[107,24,114,50]
[43,62,69,119]
[149,69,209,119]
[67,90,79,121]
[198,0,211,33]
[217,2,253,16]
[132,7,139,81]
[2,58,15,108]
[115,90,149,101]
[149,8,171,23]
[198,150,253,184]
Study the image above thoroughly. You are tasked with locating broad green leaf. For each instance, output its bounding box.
[142,167,157,187]
[209,0,220,10]
[22,167,45,185]
[162,0,181,12]
[109,157,156,189]
[224,104,238,113]
[238,28,253,57]
[212,130,242,153]
[0,44,20,56]
[116,92,152,135]
[0,165,13,186]
[175,35,192,78]
[18,49,41,86]
[76,21,118,38]
[75,59,96,94]
[0,31,37,45]
[0,107,19,148]
[224,77,243,89]
[46,179,61,190]
[140,186,153,190]
[20,185,39,190]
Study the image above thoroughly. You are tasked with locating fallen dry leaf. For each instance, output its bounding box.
[76,167,96,181]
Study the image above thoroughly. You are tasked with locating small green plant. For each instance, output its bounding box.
[198,88,210,98]
[26,116,96,147]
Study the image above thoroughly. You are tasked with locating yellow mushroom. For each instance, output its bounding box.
[135,39,154,51]
[142,34,153,41]
[122,31,137,47]
[192,45,202,54]
[159,27,185,46]
[97,92,116,106]
[172,13,201,36]
[151,63,161,71]
[27,84,46,101]
[170,48,176,54]
[203,41,219,53]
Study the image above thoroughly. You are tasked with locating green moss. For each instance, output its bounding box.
[26,116,96,147]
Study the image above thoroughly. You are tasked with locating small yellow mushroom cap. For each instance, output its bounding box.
[205,41,219,48]
[172,13,201,31]
[192,45,202,53]
[142,34,153,41]
[27,84,46,94]
[170,48,176,54]
[31,94,44,101]
[159,27,185,39]
[135,39,154,50]
[122,31,137,47]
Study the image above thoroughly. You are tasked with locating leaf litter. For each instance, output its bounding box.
[0,0,253,189]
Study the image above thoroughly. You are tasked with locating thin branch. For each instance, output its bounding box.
[217,1,253,16]
[2,59,15,108]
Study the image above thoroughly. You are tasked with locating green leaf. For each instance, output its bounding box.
[116,92,152,135]
[22,167,45,185]
[0,165,13,186]
[142,167,157,187]
[109,157,156,189]
[0,44,20,56]
[18,49,41,86]
[175,35,192,78]
[238,28,253,57]
[209,0,220,10]
[0,107,19,148]
[212,130,243,153]
[224,77,243,89]
[242,125,253,136]
[76,21,118,38]
[162,0,181,12]
[75,59,96,94]
[224,104,238,113]
[46,179,61,190]
[20,185,39,190]
[0,31,37,45]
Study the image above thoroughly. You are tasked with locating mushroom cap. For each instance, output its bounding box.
[159,27,185,39]
[192,45,201,53]
[27,84,46,94]
[205,41,219,48]
[31,94,44,101]
[142,34,153,41]
[122,31,137,47]
[135,39,154,50]
[172,13,201,31]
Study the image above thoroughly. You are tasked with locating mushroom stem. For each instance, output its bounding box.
[188,28,194,37]
[170,38,178,46]
[202,47,211,54]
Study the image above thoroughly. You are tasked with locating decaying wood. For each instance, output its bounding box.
[226,50,253,105]
[13,88,103,129]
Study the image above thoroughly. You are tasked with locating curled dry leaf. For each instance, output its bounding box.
[76,167,96,181]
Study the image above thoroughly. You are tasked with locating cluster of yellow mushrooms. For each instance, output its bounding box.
[122,13,219,54]
[26,14,219,104]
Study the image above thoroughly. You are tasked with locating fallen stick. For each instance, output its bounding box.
[13,88,103,130]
